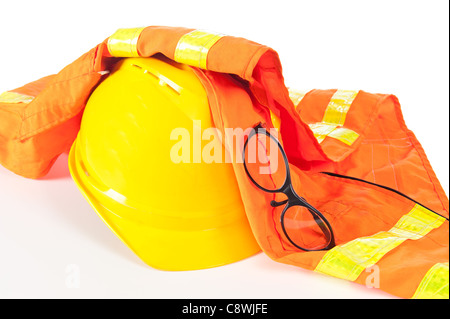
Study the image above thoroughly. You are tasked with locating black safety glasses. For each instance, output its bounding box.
[242,123,335,251]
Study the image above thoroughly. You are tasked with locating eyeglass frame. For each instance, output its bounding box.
[242,123,336,251]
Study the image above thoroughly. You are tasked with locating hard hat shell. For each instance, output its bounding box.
[69,55,260,271]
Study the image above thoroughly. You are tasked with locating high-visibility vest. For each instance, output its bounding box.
[0,26,448,299]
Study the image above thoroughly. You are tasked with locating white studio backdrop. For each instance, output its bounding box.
[0,0,448,299]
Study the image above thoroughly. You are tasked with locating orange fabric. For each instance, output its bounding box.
[0,26,448,298]
[196,68,449,298]
[298,89,449,215]
[0,43,114,178]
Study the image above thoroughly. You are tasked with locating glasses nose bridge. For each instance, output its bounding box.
[281,184,302,205]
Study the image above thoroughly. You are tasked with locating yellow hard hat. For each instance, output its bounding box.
[68,55,260,271]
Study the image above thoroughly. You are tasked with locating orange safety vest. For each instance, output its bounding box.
[0,26,448,299]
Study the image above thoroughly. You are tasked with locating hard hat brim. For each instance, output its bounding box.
[69,140,261,271]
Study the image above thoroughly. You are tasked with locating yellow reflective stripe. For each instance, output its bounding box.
[412,262,449,299]
[309,123,336,143]
[315,136,326,144]
[309,123,338,138]
[309,123,359,146]
[0,91,34,103]
[270,110,281,131]
[322,89,359,125]
[328,127,360,146]
[288,88,308,109]
[107,27,146,57]
[315,204,445,281]
[308,89,360,146]
[174,30,224,69]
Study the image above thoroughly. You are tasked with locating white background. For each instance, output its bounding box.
[0,0,448,299]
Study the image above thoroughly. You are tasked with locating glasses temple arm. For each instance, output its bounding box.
[270,199,289,207]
